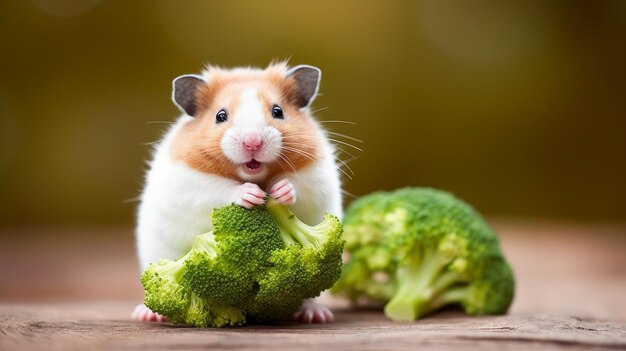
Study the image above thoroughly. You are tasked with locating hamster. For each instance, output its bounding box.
[132,62,343,324]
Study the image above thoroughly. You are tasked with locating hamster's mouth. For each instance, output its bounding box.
[243,159,264,175]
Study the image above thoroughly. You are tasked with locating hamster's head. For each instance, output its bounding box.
[170,63,324,184]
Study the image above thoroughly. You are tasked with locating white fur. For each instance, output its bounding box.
[136,115,342,272]
[233,88,266,130]
[137,116,239,270]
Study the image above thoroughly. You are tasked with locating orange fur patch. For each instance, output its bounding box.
[171,63,324,186]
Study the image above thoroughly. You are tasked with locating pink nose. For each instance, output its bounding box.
[243,133,263,151]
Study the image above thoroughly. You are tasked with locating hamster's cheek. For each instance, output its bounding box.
[220,128,246,163]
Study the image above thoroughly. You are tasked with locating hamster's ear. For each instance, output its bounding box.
[286,65,321,108]
[172,74,207,116]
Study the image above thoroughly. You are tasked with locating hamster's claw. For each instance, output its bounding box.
[292,301,334,324]
[270,179,296,206]
[233,182,266,208]
[132,304,168,323]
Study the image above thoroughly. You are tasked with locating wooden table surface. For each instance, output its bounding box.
[1,222,625,350]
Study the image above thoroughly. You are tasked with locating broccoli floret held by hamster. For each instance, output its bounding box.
[249,198,344,322]
[331,187,515,321]
[140,199,345,327]
[141,233,247,327]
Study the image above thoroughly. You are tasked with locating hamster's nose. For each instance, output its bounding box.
[243,133,263,151]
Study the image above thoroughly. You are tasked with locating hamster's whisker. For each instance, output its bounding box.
[285,156,301,175]
[334,146,357,159]
[190,142,222,152]
[191,141,221,148]
[281,141,323,153]
[282,146,319,162]
[277,155,305,181]
[276,156,300,179]
[281,154,299,173]
[327,138,364,152]
[319,120,357,125]
[180,152,206,163]
[281,131,320,139]
[311,106,329,114]
[341,189,357,199]
[183,148,209,157]
[340,156,360,165]
[180,148,214,162]
[336,165,353,180]
[277,154,298,174]
[142,139,163,146]
[336,158,355,176]
[282,141,322,151]
[281,145,318,158]
[326,131,364,144]
[273,157,289,175]
[123,196,141,204]
[146,120,175,124]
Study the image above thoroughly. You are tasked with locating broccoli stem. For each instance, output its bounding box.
[436,286,470,306]
[384,247,466,321]
[149,233,217,292]
[209,304,246,327]
[191,232,218,255]
[153,259,186,283]
[267,198,327,248]
[184,291,209,327]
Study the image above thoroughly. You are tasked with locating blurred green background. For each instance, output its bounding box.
[1,0,625,229]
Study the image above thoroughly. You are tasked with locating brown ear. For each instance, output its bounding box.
[172,74,207,116]
[286,65,321,108]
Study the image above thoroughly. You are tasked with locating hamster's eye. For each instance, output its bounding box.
[216,109,228,123]
[271,105,284,119]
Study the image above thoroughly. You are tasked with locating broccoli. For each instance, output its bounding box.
[141,233,246,327]
[183,204,284,310]
[331,187,514,321]
[249,198,344,322]
[141,199,344,327]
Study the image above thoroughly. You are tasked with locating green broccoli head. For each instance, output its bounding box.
[248,199,345,322]
[266,199,345,297]
[181,289,246,328]
[332,187,515,321]
[141,232,247,328]
[141,258,189,324]
[183,204,284,309]
[249,244,311,322]
[142,199,345,327]
[442,256,515,315]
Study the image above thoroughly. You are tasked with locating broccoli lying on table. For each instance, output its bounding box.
[331,187,515,321]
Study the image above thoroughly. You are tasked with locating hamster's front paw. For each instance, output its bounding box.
[232,182,266,208]
[270,179,296,205]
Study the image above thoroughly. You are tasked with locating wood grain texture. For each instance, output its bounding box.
[0,222,625,350]
[1,303,625,351]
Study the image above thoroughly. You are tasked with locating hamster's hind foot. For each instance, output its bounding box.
[131,303,168,323]
[292,300,334,324]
